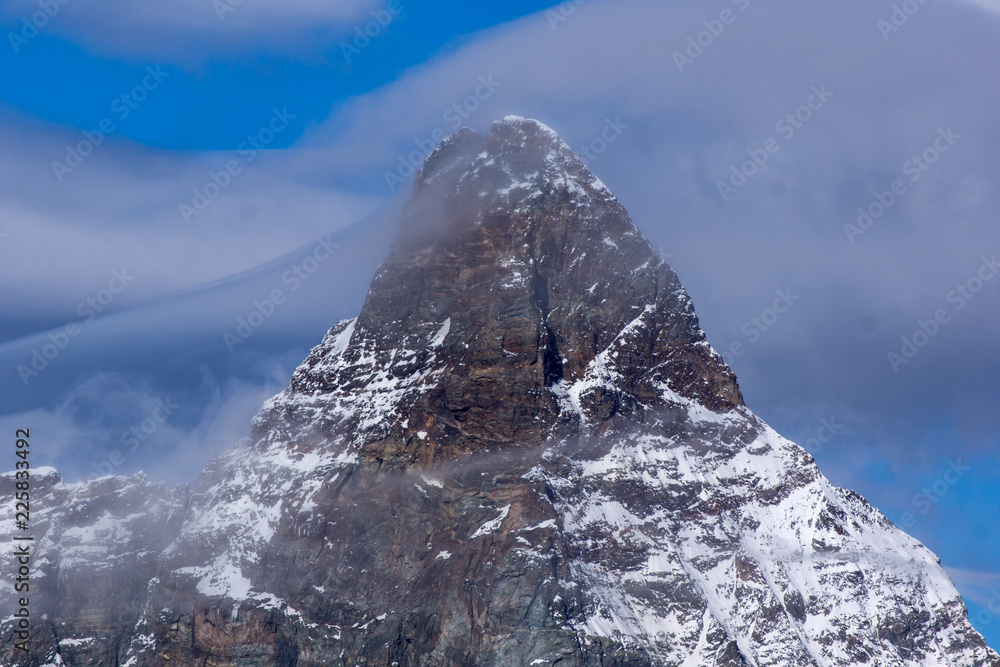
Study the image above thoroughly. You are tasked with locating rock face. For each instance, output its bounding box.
[0,469,189,666]
[2,117,998,666]
[252,118,742,469]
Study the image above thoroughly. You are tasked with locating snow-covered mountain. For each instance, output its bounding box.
[2,117,997,666]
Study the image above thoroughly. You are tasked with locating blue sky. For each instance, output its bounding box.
[1,0,999,649]
[0,1,557,151]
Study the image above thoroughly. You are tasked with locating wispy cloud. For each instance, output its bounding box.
[0,108,380,329]
[947,567,1000,608]
[0,364,295,484]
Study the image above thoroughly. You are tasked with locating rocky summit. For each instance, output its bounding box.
[2,117,998,667]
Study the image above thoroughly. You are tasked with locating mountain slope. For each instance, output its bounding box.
[2,117,996,667]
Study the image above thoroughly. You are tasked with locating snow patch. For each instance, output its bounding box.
[471,504,511,539]
[430,318,450,347]
[420,475,443,488]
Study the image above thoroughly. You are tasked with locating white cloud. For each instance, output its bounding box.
[0,108,380,324]
[946,567,1000,609]
[0,368,291,483]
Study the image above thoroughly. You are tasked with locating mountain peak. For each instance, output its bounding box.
[491,114,571,151]
[254,117,743,467]
[498,113,555,128]
[427,116,589,194]
[415,116,603,199]
[413,126,483,194]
